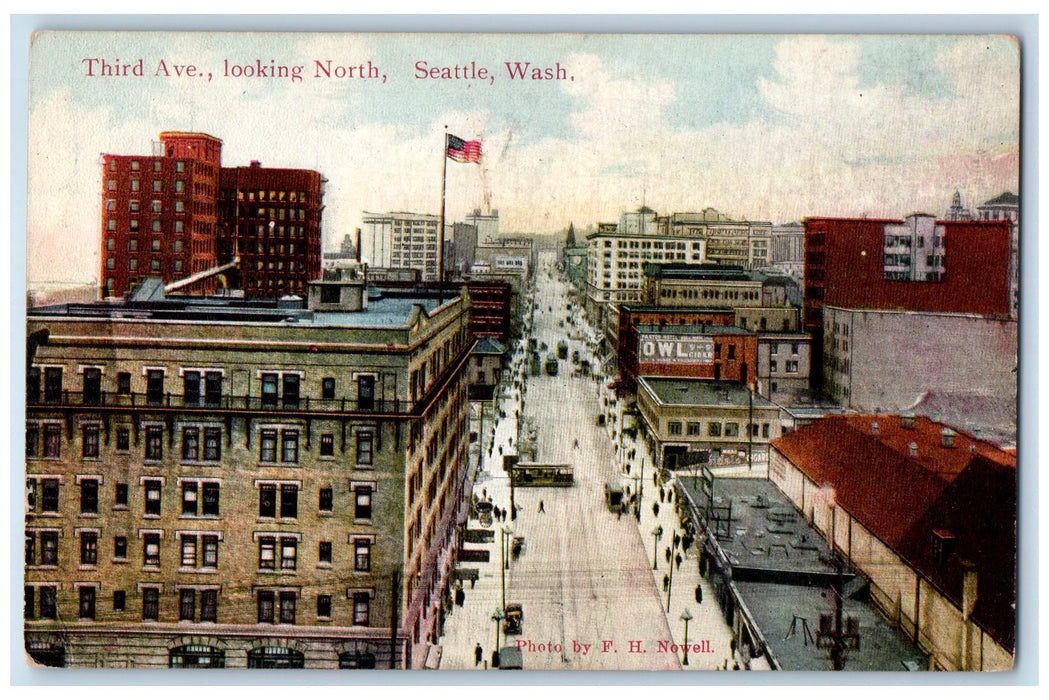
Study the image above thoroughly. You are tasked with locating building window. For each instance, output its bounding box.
[320,433,335,457]
[260,430,278,462]
[130,178,140,192]
[281,430,299,463]
[282,375,300,408]
[113,590,126,612]
[182,427,200,461]
[43,425,61,458]
[144,479,162,516]
[39,586,57,619]
[146,369,164,405]
[280,484,298,518]
[257,591,275,623]
[79,587,97,620]
[322,377,335,399]
[129,239,139,252]
[179,589,196,621]
[181,535,197,567]
[355,486,372,520]
[317,594,332,619]
[152,160,161,172]
[687,422,701,436]
[356,432,374,465]
[40,531,59,565]
[785,360,799,373]
[181,481,198,515]
[152,180,162,193]
[259,485,277,518]
[770,360,778,373]
[44,367,63,402]
[281,537,297,570]
[202,536,218,569]
[175,200,185,213]
[667,421,682,436]
[261,374,279,407]
[114,536,127,560]
[762,423,771,438]
[145,423,163,461]
[280,592,296,624]
[114,482,128,507]
[151,200,162,213]
[357,375,375,411]
[353,592,370,625]
[354,539,371,572]
[319,541,332,564]
[259,537,276,570]
[142,587,159,621]
[80,531,98,565]
[117,372,131,394]
[80,478,99,514]
[319,487,333,513]
[203,427,221,461]
[201,590,217,622]
[202,482,220,516]
[143,533,161,566]
[175,180,184,193]
[724,423,740,438]
[708,423,722,438]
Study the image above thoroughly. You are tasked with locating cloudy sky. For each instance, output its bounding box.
[26,31,1019,286]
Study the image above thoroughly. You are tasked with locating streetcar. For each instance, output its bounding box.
[510,463,574,487]
[544,354,559,376]
[604,479,625,513]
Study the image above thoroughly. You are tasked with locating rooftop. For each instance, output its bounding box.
[676,476,927,671]
[770,414,1016,652]
[28,287,452,329]
[639,378,775,408]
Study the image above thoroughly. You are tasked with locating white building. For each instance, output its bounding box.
[883,214,947,282]
[465,209,499,242]
[770,222,805,281]
[361,211,441,281]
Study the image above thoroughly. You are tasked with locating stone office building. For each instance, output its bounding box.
[24,271,473,669]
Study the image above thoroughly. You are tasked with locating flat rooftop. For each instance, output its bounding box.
[28,289,450,329]
[676,476,928,671]
[639,378,776,409]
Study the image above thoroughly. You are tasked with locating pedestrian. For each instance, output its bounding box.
[694,584,703,605]
[617,508,622,521]
[659,487,665,502]
[538,500,545,513]
[475,643,483,666]
[673,533,681,549]
[665,547,671,564]
[653,502,660,517]
[667,490,674,504]
[675,553,682,570]
[662,574,669,592]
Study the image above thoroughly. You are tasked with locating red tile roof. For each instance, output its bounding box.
[771,414,1016,653]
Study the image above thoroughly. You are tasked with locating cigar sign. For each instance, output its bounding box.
[639,333,714,364]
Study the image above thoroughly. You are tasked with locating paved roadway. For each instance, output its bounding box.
[439,251,741,672]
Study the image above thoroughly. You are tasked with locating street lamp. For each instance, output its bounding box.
[651,525,664,570]
[680,609,693,666]
[500,526,513,613]
[666,529,677,609]
[491,607,504,667]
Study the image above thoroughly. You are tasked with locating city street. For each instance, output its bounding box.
[439,252,738,671]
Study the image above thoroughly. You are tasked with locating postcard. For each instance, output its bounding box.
[22,30,1019,673]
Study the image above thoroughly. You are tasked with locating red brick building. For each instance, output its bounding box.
[616,304,756,392]
[217,163,325,297]
[100,132,222,298]
[465,281,513,343]
[802,215,1012,391]
[99,132,324,299]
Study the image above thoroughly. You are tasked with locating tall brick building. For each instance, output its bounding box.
[99,132,324,299]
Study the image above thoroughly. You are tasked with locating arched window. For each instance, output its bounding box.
[169,645,225,668]
[247,646,304,669]
[338,650,377,669]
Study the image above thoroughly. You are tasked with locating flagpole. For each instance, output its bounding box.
[438,127,448,303]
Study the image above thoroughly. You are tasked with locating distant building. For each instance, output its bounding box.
[464,209,498,241]
[467,337,506,401]
[770,222,805,280]
[361,211,440,281]
[473,237,534,280]
[770,414,1016,671]
[100,132,324,300]
[450,222,478,274]
[657,209,772,270]
[323,231,360,266]
[562,245,587,289]
[619,206,658,236]
[976,191,1019,318]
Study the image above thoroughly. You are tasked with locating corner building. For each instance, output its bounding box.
[25,274,472,668]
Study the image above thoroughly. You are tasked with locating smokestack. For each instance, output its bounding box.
[355,228,362,263]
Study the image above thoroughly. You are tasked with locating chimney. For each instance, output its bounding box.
[908,442,918,458]
[871,421,879,436]
[902,413,916,429]
[355,228,362,263]
[250,159,261,168]
[941,428,956,448]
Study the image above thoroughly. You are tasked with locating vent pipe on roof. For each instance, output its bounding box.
[871,421,879,435]
[908,442,918,458]
[902,413,916,429]
[941,428,956,448]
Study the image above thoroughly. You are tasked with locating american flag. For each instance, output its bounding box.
[446,134,482,163]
